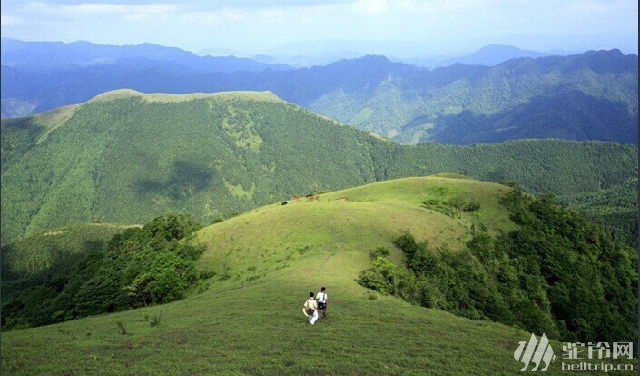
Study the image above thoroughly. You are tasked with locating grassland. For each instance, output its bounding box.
[2,176,635,375]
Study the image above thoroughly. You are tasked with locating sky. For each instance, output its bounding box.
[1,0,637,59]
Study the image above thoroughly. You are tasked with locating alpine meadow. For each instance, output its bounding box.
[1,38,638,376]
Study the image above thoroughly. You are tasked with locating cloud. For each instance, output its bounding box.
[3,1,181,27]
[1,0,636,54]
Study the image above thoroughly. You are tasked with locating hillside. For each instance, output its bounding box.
[560,178,638,248]
[1,90,637,245]
[1,222,138,279]
[2,176,636,375]
[193,175,516,283]
[2,41,637,145]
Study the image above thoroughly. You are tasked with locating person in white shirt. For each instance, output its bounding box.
[316,287,328,319]
[303,292,319,324]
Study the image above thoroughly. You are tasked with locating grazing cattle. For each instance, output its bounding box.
[281,201,288,205]
[292,195,304,202]
[306,194,320,201]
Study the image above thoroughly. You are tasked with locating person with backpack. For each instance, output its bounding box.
[302,292,319,324]
[316,287,328,319]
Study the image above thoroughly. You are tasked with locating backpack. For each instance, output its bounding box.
[317,292,327,309]
[305,298,316,314]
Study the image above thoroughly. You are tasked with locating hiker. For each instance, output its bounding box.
[316,287,328,319]
[303,292,319,325]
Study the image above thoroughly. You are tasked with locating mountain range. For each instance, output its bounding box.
[233,40,550,67]
[2,38,637,145]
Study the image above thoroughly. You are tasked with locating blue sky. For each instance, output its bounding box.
[1,0,637,58]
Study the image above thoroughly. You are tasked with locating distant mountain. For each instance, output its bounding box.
[256,39,423,67]
[2,39,637,145]
[308,50,637,144]
[251,41,547,68]
[431,44,548,67]
[1,90,636,244]
[0,38,290,73]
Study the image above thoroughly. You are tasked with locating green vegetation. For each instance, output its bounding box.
[2,280,583,376]
[1,222,134,279]
[1,213,206,330]
[308,51,638,144]
[6,176,634,375]
[1,91,636,246]
[358,189,637,344]
[560,178,638,248]
[2,175,513,333]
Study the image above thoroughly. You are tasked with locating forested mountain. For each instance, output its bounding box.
[2,38,636,145]
[431,44,548,67]
[1,90,636,245]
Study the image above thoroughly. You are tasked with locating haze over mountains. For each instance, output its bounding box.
[3,38,636,145]
[205,40,551,67]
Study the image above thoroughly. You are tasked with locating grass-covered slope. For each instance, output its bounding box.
[194,175,515,283]
[0,176,555,375]
[0,281,552,375]
[1,90,636,246]
[2,176,635,375]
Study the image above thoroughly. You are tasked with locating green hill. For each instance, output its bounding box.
[193,175,514,281]
[1,90,636,246]
[2,175,635,375]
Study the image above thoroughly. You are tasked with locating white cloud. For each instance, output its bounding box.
[1,0,636,54]
[20,2,179,20]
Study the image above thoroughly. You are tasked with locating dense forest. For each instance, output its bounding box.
[1,91,636,246]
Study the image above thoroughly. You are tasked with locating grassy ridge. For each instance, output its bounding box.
[193,176,515,281]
